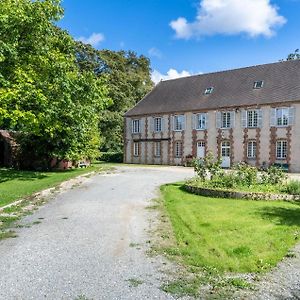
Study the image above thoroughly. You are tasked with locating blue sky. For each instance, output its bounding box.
[59,0,300,83]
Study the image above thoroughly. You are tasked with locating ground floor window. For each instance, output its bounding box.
[247,140,257,159]
[154,141,161,157]
[133,142,140,156]
[276,140,287,159]
[174,141,182,158]
[221,141,230,157]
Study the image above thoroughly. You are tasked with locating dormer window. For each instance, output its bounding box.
[204,87,214,95]
[253,81,264,89]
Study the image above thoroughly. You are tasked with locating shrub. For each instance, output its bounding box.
[284,180,300,195]
[210,173,237,189]
[261,166,287,185]
[100,151,123,163]
[234,162,258,186]
[193,151,223,181]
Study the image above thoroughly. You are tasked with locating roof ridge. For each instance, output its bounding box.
[160,60,298,83]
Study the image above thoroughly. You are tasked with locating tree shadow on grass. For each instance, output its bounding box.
[0,168,48,183]
[256,206,300,227]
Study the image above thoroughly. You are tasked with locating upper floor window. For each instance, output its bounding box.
[132,119,141,133]
[216,111,234,129]
[194,113,207,130]
[253,81,264,89]
[247,110,258,128]
[247,140,257,159]
[221,112,232,128]
[204,87,214,95]
[154,117,162,132]
[174,115,185,131]
[276,140,287,159]
[276,108,289,126]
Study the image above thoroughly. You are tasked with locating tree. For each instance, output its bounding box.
[75,43,153,152]
[0,0,110,168]
[287,49,300,61]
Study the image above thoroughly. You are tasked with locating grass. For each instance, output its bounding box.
[126,278,144,287]
[161,183,300,274]
[0,162,112,208]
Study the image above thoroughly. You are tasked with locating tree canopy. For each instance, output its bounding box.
[0,0,110,167]
[75,42,153,152]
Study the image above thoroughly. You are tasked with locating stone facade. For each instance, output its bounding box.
[124,103,300,172]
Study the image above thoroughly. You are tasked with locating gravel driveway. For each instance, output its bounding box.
[0,166,193,300]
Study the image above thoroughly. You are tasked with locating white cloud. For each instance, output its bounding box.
[148,47,162,59]
[170,0,286,39]
[77,33,105,47]
[151,69,192,85]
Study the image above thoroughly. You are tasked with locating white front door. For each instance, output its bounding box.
[197,141,205,159]
[221,141,231,168]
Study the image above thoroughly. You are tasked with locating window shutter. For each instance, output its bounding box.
[192,114,196,129]
[182,115,186,130]
[161,117,165,132]
[140,119,144,133]
[288,107,295,125]
[241,110,247,128]
[205,113,208,129]
[150,117,154,132]
[230,111,235,128]
[216,112,221,128]
[258,109,263,127]
[270,108,276,126]
[131,119,133,133]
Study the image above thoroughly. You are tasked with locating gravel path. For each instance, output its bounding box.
[0,166,193,300]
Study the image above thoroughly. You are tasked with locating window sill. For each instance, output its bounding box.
[195,128,206,131]
[173,130,183,132]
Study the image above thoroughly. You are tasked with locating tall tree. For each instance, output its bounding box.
[287,49,300,60]
[0,0,110,168]
[75,42,153,152]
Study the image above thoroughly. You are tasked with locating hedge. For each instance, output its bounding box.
[100,152,123,163]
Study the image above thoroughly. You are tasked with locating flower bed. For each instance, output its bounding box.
[184,183,300,202]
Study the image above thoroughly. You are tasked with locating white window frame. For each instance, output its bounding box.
[174,115,185,131]
[253,81,264,89]
[133,142,140,157]
[154,117,162,132]
[276,140,287,159]
[276,108,289,127]
[154,141,161,157]
[204,87,214,95]
[174,141,182,158]
[195,113,207,130]
[132,119,141,134]
[221,141,231,157]
[221,112,231,129]
[247,140,257,159]
[247,110,258,128]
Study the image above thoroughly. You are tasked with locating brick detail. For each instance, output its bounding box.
[167,115,172,165]
[123,118,127,163]
[287,126,292,171]
[139,133,142,164]
[192,129,197,157]
[204,129,208,155]
[181,130,185,165]
[269,127,277,165]
[160,131,163,164]
[255,128,261,167]
[217,129,222,159]
[243,128,248,162]
[152,132,155,164]
[229,128,234,165]
[145,117,148,164]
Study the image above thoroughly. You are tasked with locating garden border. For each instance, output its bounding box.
[184,184,300,202]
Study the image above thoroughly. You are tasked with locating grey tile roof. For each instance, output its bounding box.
[125,60,300,117]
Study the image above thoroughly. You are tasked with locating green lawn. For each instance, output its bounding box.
[0,162,112,207]
[161,183,300,273]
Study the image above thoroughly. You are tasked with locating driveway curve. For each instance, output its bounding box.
[0,166,194,300]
